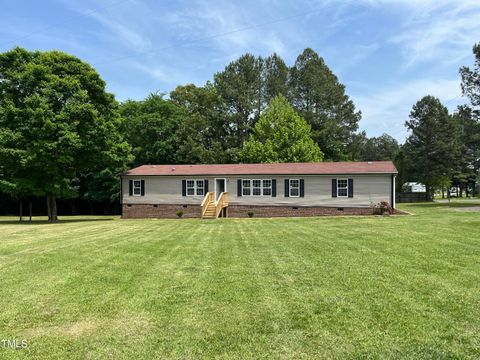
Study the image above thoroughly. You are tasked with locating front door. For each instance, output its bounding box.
[215,178,226,201]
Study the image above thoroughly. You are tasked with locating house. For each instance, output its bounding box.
[403,182,426,193]
[121,161,397,218]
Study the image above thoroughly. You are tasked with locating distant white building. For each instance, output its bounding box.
[403,182,426,192]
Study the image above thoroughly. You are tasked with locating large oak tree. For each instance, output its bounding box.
[0,47,131,220]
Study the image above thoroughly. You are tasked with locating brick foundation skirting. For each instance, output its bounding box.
[122,204,201,219]
[122,204,381,218]
[227,205,374,217]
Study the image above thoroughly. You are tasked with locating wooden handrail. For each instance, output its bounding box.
[201,192,214,217]
[215,192,229,218]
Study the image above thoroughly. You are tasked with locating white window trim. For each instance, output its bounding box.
[337,178,349,198]
[186,179,205,196]
[289,179,300,197]
[242,179,251,196]
[132,179,142,197]
[241,179,273,197]
[262,179,272,196]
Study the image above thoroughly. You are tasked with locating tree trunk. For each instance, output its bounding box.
[29,201,32,222]
[47,195,58,222]
[426,185,433,201]
[442,188,445,199]
[19,201,23,222]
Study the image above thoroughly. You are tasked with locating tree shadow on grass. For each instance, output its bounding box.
[0,216,117,225]
[404,201,480,210]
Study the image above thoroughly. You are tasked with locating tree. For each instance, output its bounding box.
[0,47,131,220]
[393,147,410,193]
[289,48,361,160]
[263,53,289,103]
[459,43,480,194]
[360,133,400,161]
[239,95,323,163]
[214,54,264,150]
[451,105,480,196]
[346,132,400,161]
[460,43,480,114]
[170,83,231,164]
[119,93,184,167]
[346,131,369,161]
[403,96,462,198]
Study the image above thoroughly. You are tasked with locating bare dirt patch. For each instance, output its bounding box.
[23,312,152,340]
[25,319,99,338]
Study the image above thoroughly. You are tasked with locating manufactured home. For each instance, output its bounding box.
[121,161,397,218]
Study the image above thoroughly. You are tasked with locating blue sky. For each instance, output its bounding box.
[1,0,479,141]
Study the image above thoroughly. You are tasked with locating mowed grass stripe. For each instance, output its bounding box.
[0,203,479,359]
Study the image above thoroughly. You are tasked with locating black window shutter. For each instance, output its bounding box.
[284,179,289,197]
[348,179,354,198]
[332,179,337,198]
[182,180,186,196]
[141,180,145,196]
[129,180,133,196]
[300,179,305,197]
[237,179,242,197]
[204,179,209,193]
[272,179,277,197]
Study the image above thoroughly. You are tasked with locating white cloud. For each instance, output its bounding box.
[390,7,480,68]
[321,0,480,68]
[53,0,152,52]
[353,77,466,140]
[87,12,152,52]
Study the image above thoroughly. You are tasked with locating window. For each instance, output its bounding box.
[242,179,251,196]
[186,180,195,196]
[252,180,262,196]
[289,179,300,197]
[262,180,272,196]
[133,180,142,196]
[196,180,204,196]
[337,179,348,197]
[241,179,272,196]
[186,179,205,196]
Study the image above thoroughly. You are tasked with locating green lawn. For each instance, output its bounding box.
[0,203,479,359]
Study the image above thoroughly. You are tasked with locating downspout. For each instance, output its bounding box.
[392,174,396,209]
[120,175,123,217]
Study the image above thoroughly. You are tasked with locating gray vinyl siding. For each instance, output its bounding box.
[122,174,393,207]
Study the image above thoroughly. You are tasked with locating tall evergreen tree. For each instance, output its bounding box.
[452,105,480,195]
[404,96,462,198]
[289,48,361,161]
[460,43,480,114]
[263,53,289,103]
[214,54,264,150]
[459,42,480,193]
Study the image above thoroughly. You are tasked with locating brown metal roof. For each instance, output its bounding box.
[123,161,397,176]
